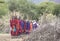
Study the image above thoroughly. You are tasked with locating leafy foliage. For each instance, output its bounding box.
[0,0,60,20]
[0,0,8,18]
[53,4,60,16]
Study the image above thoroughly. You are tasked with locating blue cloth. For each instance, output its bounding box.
[13,26,16,32]
[33,23,37,29]
[20,20,24,30]
[26,21,30,30]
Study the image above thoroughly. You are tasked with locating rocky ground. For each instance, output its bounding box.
[0,34,28,41]
[24,22,60,41]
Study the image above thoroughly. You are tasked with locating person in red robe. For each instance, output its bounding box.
[10,16,16,36]
[14,16,20,36]
[16,17,23,35]
[10,16,19,36]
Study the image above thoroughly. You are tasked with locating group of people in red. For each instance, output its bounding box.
[10,15,33,36]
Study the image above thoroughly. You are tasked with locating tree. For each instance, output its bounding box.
[8,0,60,21]
[53,4,60,16]
[36,2,55,14]
[0,0,8,18]
[8,0,37,20]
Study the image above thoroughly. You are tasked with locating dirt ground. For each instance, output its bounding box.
[0,34,28,41]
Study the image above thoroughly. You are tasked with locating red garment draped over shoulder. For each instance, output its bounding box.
[10,19,15,29]
[15,19,19,30]
[10,19,19,36]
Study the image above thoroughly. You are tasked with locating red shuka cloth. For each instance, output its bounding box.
[16,19,22,33]
[10,19,19,36]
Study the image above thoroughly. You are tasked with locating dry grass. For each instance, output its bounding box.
[0,14,60,41]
